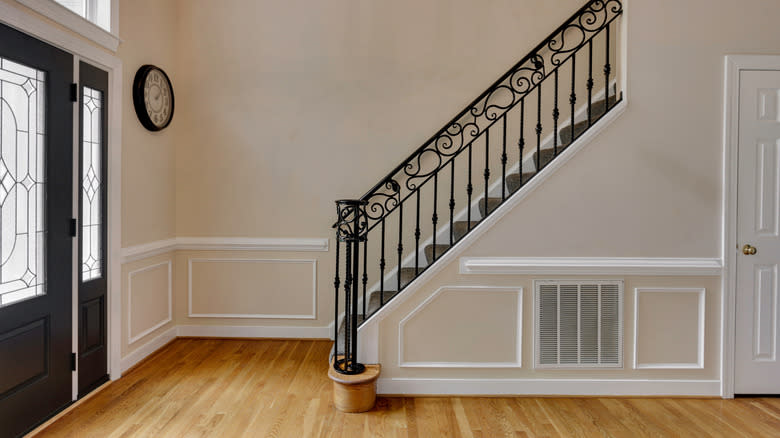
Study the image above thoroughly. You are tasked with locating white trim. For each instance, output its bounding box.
[721,55,780,398]
[397,286,523,368]
[376,378,720,397]
[120,237,329,263]
[0,3,124,381]
[633,287,706,370]
[121,238,178,263]
[460,257,723,276]
[16,0,120,51]
[176,237,329,253]
[127,261,173,345]
[358,100,628,334]
[120,326,177,373]
[177,324,331,339]
[187,258,317,319]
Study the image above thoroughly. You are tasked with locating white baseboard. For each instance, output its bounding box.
[177,324,331,339]
[119,326,178,374]
[377,378,721,397]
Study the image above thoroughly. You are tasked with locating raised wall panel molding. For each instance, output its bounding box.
[460,257,723,276]
[633,287,706,369]
[377,378,720,397]
[187,258,317,319]
[398,286,523,368]
[121,237,330,263]
[127,261,173,345]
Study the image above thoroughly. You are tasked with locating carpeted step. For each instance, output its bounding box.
[505,172,537,193]
[367,290,399,315]
[532,142,571,171]
[478,197,503,218]
[453,220,479,241]
[559,94,618,145]
[424,244,450,264]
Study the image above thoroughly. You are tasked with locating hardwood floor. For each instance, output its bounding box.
[34,339,780,437]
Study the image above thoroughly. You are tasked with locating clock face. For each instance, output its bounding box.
[133,65,174,131]
[143,68,172,128]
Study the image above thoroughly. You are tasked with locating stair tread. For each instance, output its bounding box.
[506,172,537,193]
[453,221,480,241]
[424,244,451,264]
[478,196,503,217]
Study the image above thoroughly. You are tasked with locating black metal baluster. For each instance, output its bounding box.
[397,200,403,292]
[467,144,473,229]
[333,238,340,360]
[536,83,542,171]
[501,115,508,200]
[449,160,455,245]
[343,239,351,367]
[605,25,611,112]
[553,70,559,156]
[362,237,367,319]
[570,54,577,145]
[519,98,525,183]
[415,189,420,275]
[350,235,359,370]
[432,173,438,261]
[483,130,490,217]
[380,218,385,306]
[587,39,594,127]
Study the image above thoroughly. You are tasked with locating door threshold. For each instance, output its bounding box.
[24,379,112,437]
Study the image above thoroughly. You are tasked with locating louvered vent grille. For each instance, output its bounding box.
[535,280,623,368]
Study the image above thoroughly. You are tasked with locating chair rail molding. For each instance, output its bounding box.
[121,237,330,263]
[460,257,723,276]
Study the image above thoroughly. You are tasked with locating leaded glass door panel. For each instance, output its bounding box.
[78,61,108,397]
[0,23,74,438]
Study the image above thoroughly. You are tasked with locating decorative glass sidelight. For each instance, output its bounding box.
[0,58,47,308]
[82,86,102,281]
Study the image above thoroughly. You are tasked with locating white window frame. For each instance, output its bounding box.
[16,0,120,52]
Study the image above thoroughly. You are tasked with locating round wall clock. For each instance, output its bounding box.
[132,64,174,131]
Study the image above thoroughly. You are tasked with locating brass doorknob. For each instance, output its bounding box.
[743,244,757,255]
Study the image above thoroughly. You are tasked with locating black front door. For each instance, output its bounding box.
[77,61,108,397]
[0,24,74,438]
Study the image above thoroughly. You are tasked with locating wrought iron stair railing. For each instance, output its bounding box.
[332,0,624,375]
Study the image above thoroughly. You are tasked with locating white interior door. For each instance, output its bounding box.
[735,70,780,394]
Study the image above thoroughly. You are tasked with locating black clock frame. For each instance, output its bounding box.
[132,64,175,132]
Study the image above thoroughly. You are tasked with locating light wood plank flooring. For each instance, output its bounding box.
[34,339,780,437]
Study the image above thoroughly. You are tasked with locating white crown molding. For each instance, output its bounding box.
[398,286,523,368]
[127,261,173,345]
[177,324,331,339]
[460,257,723,276]
[187,258,317,319]
[633,287,706,370]
[16,0,120,52]
[377,378,720,397]
[121,237,330,263]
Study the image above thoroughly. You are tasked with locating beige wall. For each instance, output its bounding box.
[118,0,178,246]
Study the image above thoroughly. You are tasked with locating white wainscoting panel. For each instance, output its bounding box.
[127,261,173,345]
[188,258,317,319]
[633,287,706,369]
[399,286,523,368]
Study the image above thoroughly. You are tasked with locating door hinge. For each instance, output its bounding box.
[70,352,77,371]
[70,218,78,237]
[70,83,78,102]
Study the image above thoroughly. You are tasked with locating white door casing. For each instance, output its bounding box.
[734,70,780,394]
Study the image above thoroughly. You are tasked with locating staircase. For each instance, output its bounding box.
[331,0,624,374]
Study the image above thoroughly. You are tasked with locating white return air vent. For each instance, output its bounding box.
[535,280,623,368]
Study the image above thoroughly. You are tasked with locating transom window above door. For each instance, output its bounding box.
[16,0,119,51]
